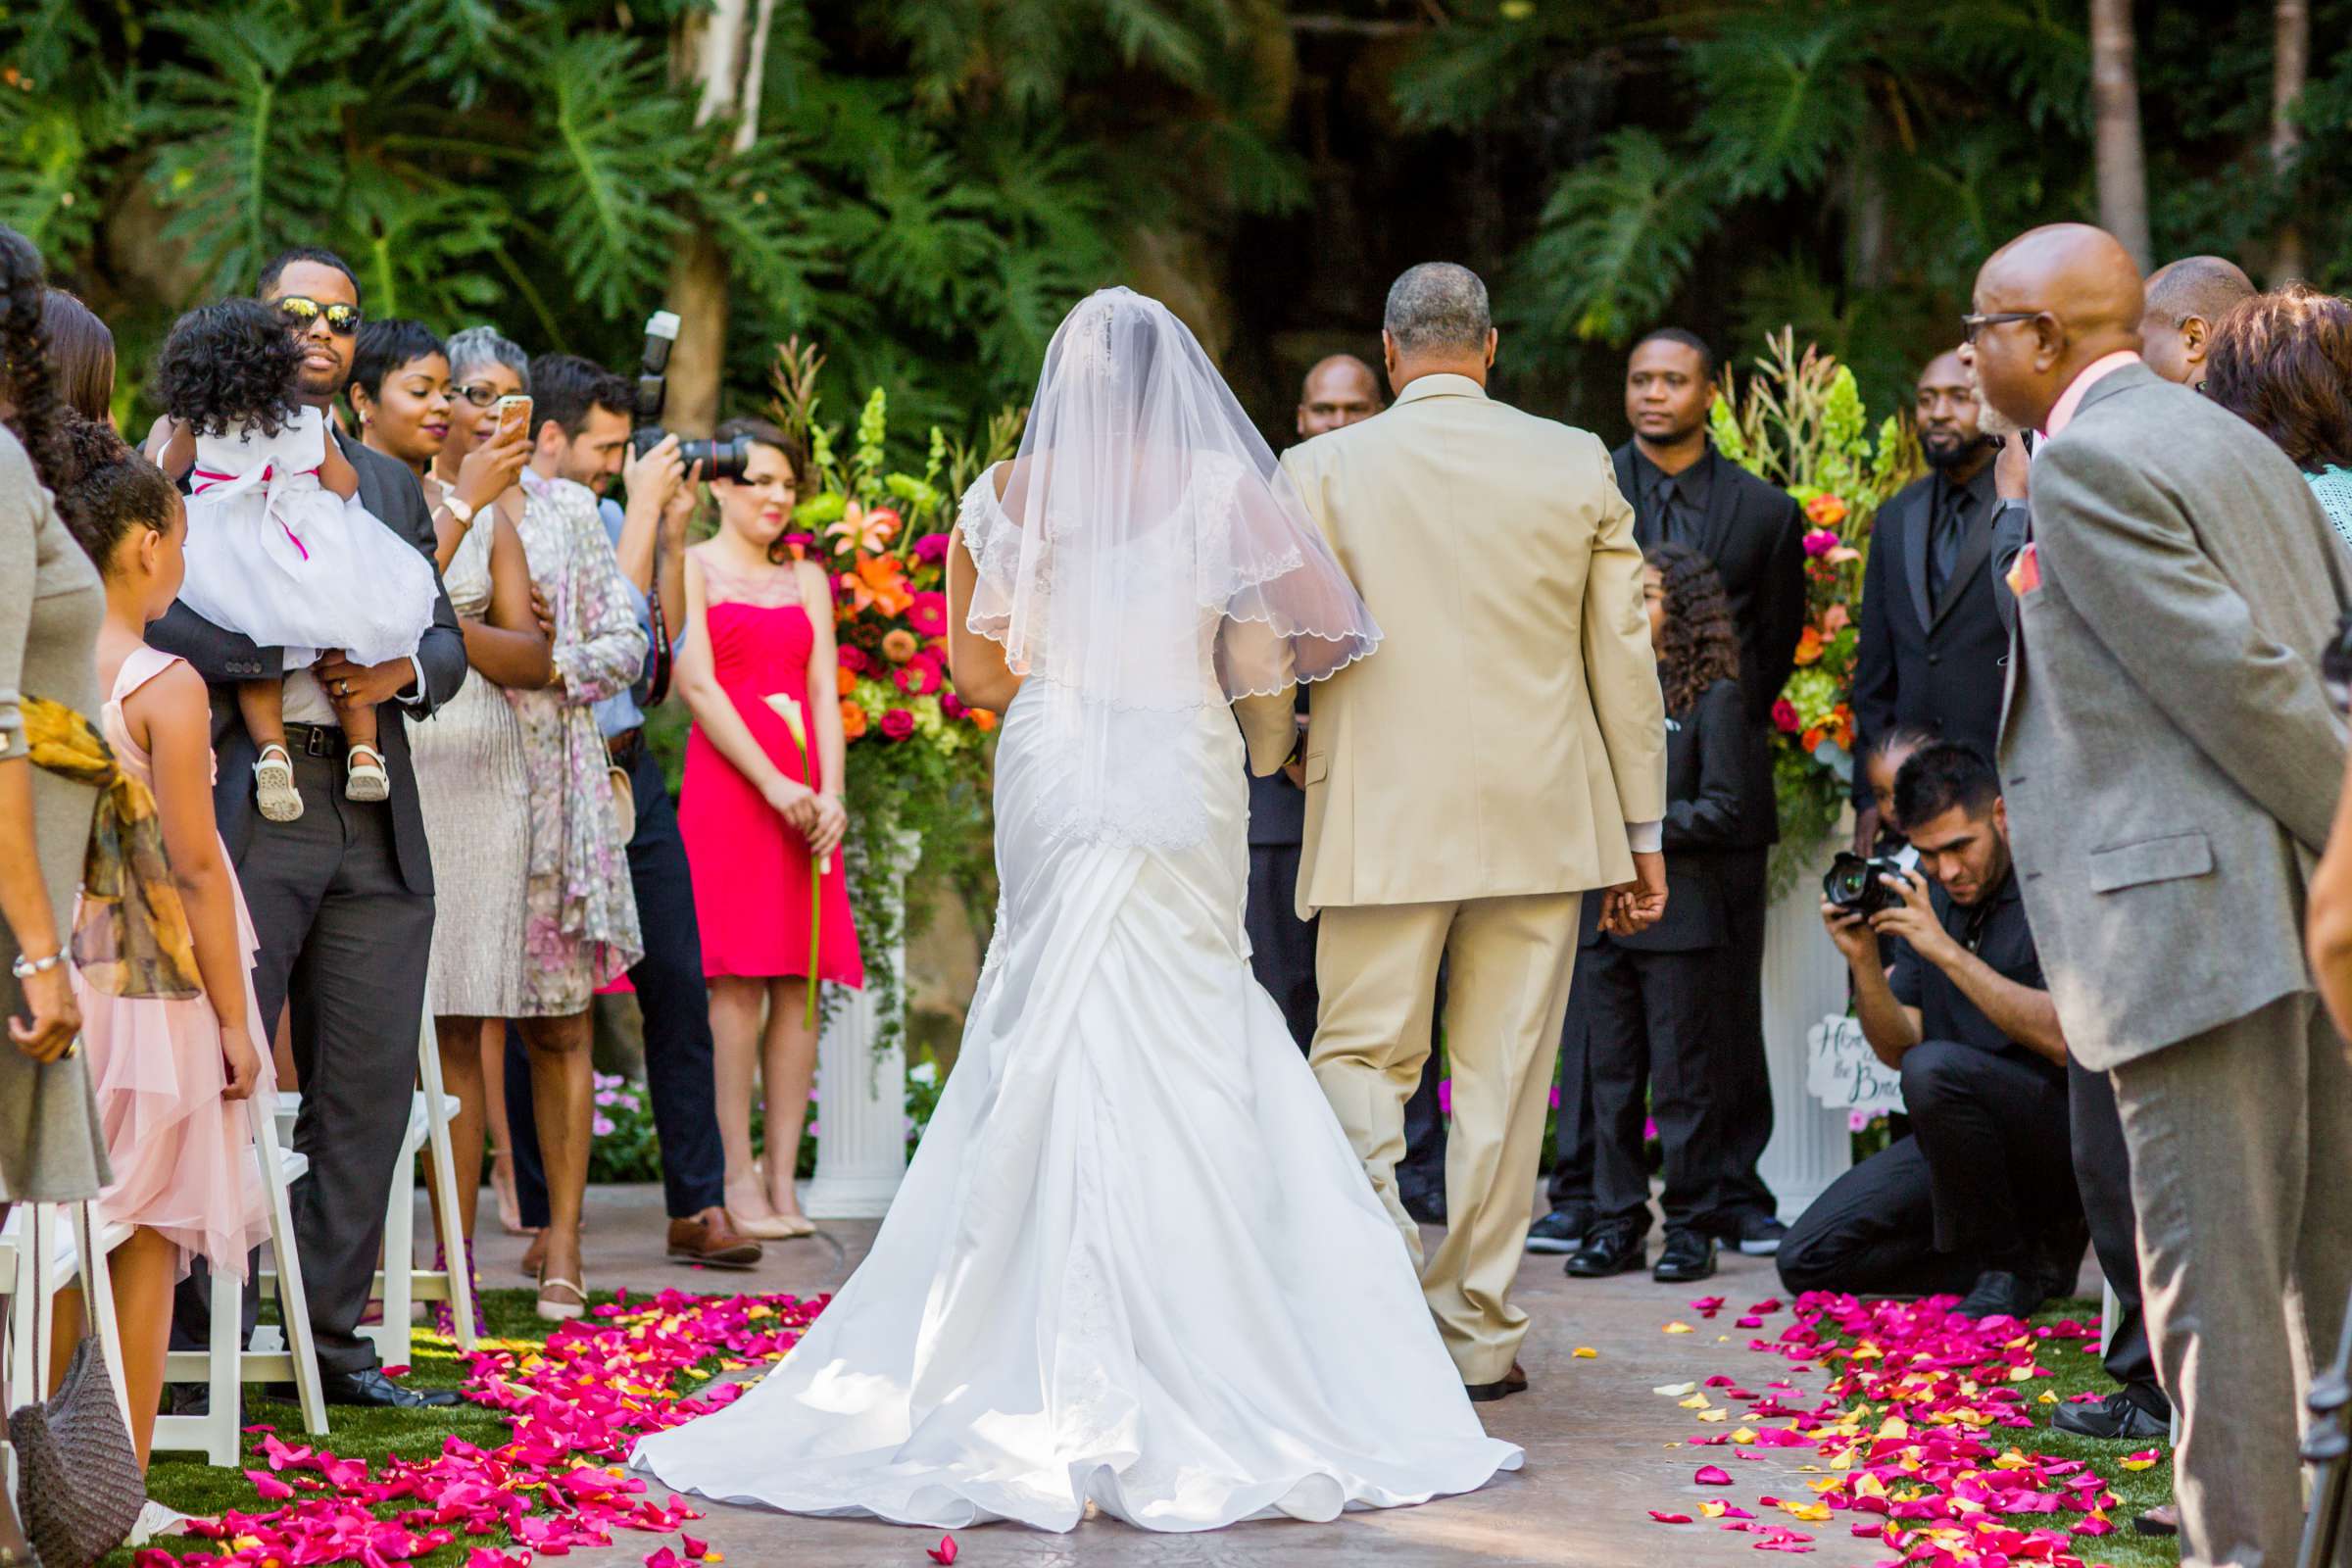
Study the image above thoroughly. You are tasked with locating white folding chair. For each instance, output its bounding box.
[2100,1269,2183,1446]
[363,1020,476,1367]
[152,1096,329,1463]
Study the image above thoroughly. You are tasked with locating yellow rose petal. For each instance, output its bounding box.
[1573,1347,1599,1358]
[1662,1321,1694,1335]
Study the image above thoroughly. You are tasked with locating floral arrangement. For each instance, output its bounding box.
[765,340,1020,1061]
[1709,329,1919,882]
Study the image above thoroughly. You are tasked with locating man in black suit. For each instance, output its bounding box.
[1848,349,2004,855]
[1535,329,1802,1257]
[1562,639,1753,1285]
[150,248,468,1409]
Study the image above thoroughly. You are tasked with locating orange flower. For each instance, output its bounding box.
[1805,493,1848,527]
[969,709,998,733]
[1800,725,1826,753]
[839,700,869,739]
[827,500,898,556]
[838,664,863,694]
[1793,626,1824,666]
[848,553,914,616]
[882,628,919,663]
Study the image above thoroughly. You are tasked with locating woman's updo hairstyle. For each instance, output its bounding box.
[49,411,180,571]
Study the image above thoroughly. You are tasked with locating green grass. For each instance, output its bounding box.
[113,1289,609,1567]
[2005,1298,2177,1568]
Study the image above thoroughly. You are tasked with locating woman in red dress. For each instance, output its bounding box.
[675,418,861,1240]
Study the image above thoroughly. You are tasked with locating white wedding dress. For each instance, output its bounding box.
[632,288,1519,1534]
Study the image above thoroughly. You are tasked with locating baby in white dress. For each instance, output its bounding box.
[152,298,439,818]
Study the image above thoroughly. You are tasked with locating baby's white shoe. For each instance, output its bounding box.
[345,743,390,803]
[254,743,304,821]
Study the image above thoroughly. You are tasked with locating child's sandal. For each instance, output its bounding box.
[345,743,390,803]
[254,743,304,822]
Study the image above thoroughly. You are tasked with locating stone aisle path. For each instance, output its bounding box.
[472,1185,1884,1568]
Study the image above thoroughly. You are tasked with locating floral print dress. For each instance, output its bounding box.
[509,474,648,1015]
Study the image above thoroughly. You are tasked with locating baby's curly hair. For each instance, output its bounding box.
[1647,541,1743,714]
[153,297,303,439]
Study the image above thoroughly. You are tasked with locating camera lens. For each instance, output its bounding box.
[679,435,752,483]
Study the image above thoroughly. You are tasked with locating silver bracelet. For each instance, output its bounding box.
[11,948,64,980]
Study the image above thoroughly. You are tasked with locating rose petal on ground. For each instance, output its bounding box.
[1694,1465,1734,1486]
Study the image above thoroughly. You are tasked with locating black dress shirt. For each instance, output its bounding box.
[1634,448,1715,553]
[1888,868,2057,1080]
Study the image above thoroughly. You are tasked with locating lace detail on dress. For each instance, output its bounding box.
[695,546,810,609]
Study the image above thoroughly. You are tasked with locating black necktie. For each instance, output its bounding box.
[1928,488,1971,611]
[1657,477,1694,549]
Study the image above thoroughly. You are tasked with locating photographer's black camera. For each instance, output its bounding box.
[1823,852,1905,918]
[2324,608,2352,713]
[627,311,751,482]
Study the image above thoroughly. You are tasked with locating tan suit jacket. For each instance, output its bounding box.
[1277,373,1667,917]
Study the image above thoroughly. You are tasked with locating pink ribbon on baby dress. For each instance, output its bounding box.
[191,462,318,562]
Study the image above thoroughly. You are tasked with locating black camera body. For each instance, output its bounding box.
[627,310,751,482]
[2323,608,2352,713]
[1823,852,1907,918]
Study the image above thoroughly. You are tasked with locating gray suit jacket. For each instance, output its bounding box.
[1999,362,2352,1069]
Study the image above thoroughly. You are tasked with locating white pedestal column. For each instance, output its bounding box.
[801,829,917,1219]
[1758,840,1854,1222]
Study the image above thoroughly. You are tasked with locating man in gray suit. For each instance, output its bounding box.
[1972,222,2352,1568]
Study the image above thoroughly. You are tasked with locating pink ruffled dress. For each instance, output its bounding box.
[71,645,274,1277]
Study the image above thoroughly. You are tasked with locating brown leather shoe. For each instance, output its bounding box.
[1465,1361,1530,1402]
[668,1206,764,1269]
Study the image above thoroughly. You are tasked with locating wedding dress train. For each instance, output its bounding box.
[629,681,1523,1532]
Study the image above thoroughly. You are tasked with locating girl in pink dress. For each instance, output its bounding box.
[49,416,271,1469]
[676,418,861,1241]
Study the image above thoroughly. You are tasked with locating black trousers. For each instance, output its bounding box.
[1251,845,1449,1202]
[1711,848,1778,1222]
[175,742,435,1374]
[1779,1039,2081,1298]
[507,742,728,1227]
[2070,1054,2168,1414]
[1544,990,1597,1213]
[1581,941,1727,1235]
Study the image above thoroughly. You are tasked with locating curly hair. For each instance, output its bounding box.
[2202,283,2352,472]
[0,223,69,490]
[152,297,303,439]
[1647,541,1742,714]
[48,412,179,571]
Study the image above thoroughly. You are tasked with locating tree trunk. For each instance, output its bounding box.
[662,228,729,437]
[692,0,748,125]
[2274,0,2310,281]
[2089,0,2151,270]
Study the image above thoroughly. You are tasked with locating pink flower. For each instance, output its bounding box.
[838,645,870,675]
[1771,698,1801,734]
[914,532,953,565]
[880,709,917,742]
[908,591,948,637]
[895,662,942,697]
[1436,1077,1451,1117]
[941,692,968,720]
[1801,528,1840,558]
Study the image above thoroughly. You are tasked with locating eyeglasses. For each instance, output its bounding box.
[450,382,505,409]
[1960,311,2041,344]
[274,296,365,335]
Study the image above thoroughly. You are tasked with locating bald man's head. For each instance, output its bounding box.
[2141,256,2255,386]
[1968,223,2145,432]
[1297,353,1382,439]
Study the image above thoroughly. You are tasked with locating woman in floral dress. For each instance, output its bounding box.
[493,346,648,1320]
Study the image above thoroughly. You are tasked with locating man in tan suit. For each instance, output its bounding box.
[1278,264,1668,1399]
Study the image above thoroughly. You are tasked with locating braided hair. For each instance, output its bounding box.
[1647,541,1742,715]
[0,223,69,489]
[48,412,179,572]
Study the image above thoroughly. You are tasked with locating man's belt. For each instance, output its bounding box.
[607,726,645,765]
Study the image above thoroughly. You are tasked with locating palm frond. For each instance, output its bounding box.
[1509,128,1722,350]
[1689,9,1874,203]
[528,32,696,317]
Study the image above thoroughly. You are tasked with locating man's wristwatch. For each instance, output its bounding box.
[443,493,477,527]
[11,948,64,980]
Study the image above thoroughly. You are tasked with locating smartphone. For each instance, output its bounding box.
[493,393,533,443]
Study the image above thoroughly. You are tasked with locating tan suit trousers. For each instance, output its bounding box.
[2109,991,2352,1568]
[1311,892,1581,1386]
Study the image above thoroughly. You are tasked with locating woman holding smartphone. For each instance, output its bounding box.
[399,324,547,1265]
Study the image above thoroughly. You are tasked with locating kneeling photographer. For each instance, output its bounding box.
[1779,742,2085,1319]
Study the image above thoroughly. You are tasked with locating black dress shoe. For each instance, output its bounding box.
[1954,1269,2045,1321]
[1653,1228,1718,1283]
[1732,1211,1788,1257]
[320,1367,462,1409]
[1564,1223,1646,1278]
[1525,1206,1594,1254]
[2052,1391,2171,1440]
[1464,1361,1529,1403]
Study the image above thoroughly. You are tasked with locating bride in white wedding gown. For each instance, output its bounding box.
[630,288,1523,1533]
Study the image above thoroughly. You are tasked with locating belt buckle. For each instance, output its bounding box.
[301,726,334,758]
